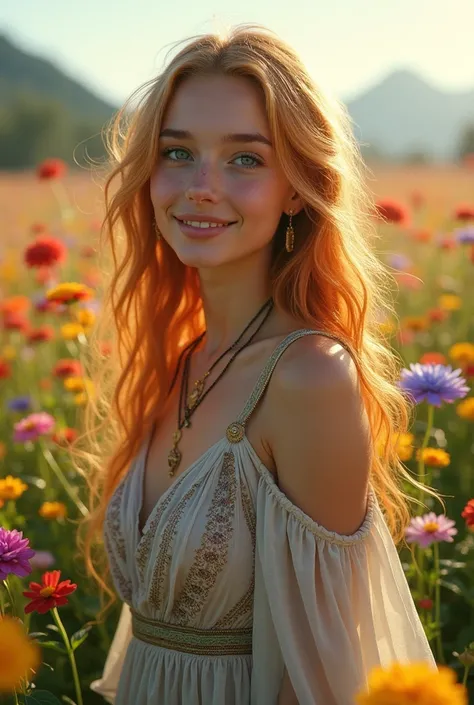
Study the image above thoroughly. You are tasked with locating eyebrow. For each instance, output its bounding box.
[159,128,272,147]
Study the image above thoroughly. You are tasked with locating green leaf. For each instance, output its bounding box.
[70,624,91,651]
[38,640,67,654]
[46,623,60,633]
[21,691,63,705]
[61,696,77,705]
[28,632,49,639]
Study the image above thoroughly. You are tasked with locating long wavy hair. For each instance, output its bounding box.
[73,23,444,612]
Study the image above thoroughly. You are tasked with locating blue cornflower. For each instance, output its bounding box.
[6,395,32,413]
[455,227,474,245]
[398,363,470,406]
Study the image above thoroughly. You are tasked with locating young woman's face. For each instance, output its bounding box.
[150,73,301,269]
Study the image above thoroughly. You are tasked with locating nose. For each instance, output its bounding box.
[185,162,219,203]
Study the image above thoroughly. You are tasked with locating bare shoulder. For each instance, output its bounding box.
[264,333,372,536]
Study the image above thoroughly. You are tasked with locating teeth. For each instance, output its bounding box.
[182,220,229,228]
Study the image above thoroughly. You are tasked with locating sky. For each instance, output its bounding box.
[1,0,473,107]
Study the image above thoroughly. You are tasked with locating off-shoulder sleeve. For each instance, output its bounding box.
[90,603,133,703]
[250,467,437,705]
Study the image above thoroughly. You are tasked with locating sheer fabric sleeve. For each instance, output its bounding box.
[90,603,133,704]
[250,467,437,705]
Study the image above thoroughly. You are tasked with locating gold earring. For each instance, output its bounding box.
[153,219,162,240]
[285,210,294,253]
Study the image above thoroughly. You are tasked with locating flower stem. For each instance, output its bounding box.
[416,404,435,598]
[3,576,16,615]
[52,607,83,705]
[39,441,89,517]
[433,541,445,664]
[462,664,471,686]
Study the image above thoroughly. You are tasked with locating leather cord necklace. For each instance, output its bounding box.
[167,297,274,476]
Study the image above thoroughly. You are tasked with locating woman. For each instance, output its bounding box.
[80,23,439,705]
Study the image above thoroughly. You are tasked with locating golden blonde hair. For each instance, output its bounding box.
[73,23,444,611]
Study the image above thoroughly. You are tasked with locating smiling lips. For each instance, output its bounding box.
[174,215,237,230]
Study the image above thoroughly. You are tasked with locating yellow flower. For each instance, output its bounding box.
[378,320,396,336]
[45,282,94,305]
[416,447,451,467]
[401,316,429,332]
[39,501,67,520]
[63,376,93,394]
[355,661,467,705]
[75,308,96,330]
[449,342,474,366]
[1,345,17,360]
[395,432,415,462]
[0,616,40,693]
[438,294,462,311]
[457,397,474,421]
[60,322,85,340]
[0,475,28,501]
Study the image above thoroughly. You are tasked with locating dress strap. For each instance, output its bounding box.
[225,329,351,443]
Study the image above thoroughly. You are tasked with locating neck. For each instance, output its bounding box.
[197,256,273,361]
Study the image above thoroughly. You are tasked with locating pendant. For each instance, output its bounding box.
[168,446,182,476]
[187,378,205,410]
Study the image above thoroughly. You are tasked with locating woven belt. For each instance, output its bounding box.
[130,609,253,656]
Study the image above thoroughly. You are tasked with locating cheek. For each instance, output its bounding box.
[226,174,286,216]
[150,168,185,208]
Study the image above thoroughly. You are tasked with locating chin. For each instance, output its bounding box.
[170,241,237,269]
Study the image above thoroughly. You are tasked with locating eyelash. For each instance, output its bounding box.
[160,147,264,169]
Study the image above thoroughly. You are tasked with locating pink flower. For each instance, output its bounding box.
[405,512,458,548]
[29,551,55,571]
[13,412,56,442]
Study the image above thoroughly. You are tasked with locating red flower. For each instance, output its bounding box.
[427,308,448,324]
[2,312,29,333]
[53,359,83,378]
[437,236,457,250]
[23,570,77,614]
[27,325,55,344]
[461,499,474,527]
[454,204,474,221]
[37,159,67,180]
[52,427,78,446]
[0,359,11,379]
[465,363,474,378]
[24,237,67,269]
[418,598,434,610]
[374,199,410,225]
[0,296,30,315]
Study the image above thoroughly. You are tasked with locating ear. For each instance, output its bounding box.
[286,193,304,216]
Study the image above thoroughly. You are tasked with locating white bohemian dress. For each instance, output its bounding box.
[90,329,437,705]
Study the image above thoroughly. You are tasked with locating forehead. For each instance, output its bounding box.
[161,74,269,136]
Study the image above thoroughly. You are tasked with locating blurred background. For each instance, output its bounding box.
[1,0,474,170]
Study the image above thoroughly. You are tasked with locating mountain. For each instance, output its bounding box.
[0,34,116,122]
[345,69,474,160]
[0,32,473,164]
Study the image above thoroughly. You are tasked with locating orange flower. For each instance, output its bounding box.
[52,427,78,446]
[427,308,448,324]
[419,352,447,365]
[0,296,30,315]
[45,282,94,305]
[53,359,83,378]
[411,228,432,243]
[401,316,429,332]
[416,447,450,468]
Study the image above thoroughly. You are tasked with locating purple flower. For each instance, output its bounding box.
[6,395,32,413]
[13,412,55,442]
[455,227,474,245]
[398,363,470,406]
[0,528,36,580]
[405,512,458,548]
[388,253,412,271]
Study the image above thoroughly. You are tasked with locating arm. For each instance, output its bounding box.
[265,336,372,702]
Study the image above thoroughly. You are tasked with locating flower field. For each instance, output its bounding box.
[0,161,473,704]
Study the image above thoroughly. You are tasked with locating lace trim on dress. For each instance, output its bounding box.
[171,452,237,625]
[257,462,376,546]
